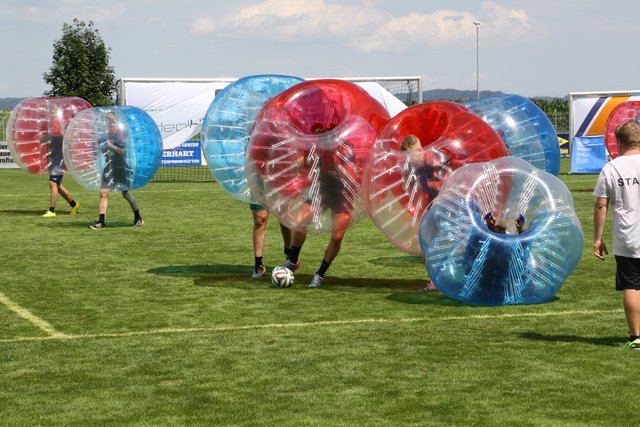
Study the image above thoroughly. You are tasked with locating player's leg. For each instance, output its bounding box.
[122,191,143,226]
[623,289,640,346]
[90,188,110,229]
[43,176,61,217]
[310,212,349,287]
[56,180,80,214]
[617,256,640,349]
[251,205,269,278]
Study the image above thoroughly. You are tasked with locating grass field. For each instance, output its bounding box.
[0,163,636,426]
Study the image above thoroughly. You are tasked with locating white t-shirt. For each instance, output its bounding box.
[593,153,640,258]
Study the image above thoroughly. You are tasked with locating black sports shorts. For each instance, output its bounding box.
[615,255,640,291]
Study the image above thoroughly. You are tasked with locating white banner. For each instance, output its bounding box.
[119,78,408,162]
[0,140,19,169]
[120,79,234,151]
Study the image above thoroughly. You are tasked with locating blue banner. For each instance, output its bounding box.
[161,140,203,167]
[569,136,607,174]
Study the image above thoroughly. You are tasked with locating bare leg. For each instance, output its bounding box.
[48,181,59,208]
[98,189,109,215]
[290,230,307,248]
[57,183,74,204]
[279,222,292,249]
[623,289,640,336]
[252,209,269,258]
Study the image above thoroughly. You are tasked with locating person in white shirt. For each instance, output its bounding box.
[593,120,640,350]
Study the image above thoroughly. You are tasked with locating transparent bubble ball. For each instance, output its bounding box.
[246,79,390,233]
[420,156,583,306]
[202,74,304,203]
[5,97,92,175]
[465,94,560,175]
[62,106,162,192]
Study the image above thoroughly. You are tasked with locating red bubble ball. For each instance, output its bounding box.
[604,100,640,159]
[246,79,390,233]
[6,97,92,175]
[363,101,509,255]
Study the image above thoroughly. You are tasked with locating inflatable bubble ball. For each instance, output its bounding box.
[202,74,304,203]
[5,97,92,175]
[62,106,162,192]
[246,79,390,233]
[362,101,509,255]
[604,100,640,158]
[419,156,583,306]
[464,94,560,175]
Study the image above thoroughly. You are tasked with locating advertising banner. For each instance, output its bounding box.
[570,91,640,173]
[119,78,410,168]
[0,141,18,169]
[570,136,607,174]
[118,79,234,158]
[160,140,202,167]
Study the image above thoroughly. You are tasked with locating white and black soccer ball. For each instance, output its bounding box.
[271,266,294,288]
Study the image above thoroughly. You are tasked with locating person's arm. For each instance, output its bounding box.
[105,140,124,155]
[593,197,609,260]
[105,132,125,155]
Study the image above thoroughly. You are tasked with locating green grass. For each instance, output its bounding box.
[0,161,633,426]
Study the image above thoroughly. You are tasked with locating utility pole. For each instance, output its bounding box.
[473,21,481,99]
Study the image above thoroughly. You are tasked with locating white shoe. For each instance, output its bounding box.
[309,274,324,288]
[251,265,266,278]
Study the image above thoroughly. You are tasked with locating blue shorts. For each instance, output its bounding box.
[49,175,63,184]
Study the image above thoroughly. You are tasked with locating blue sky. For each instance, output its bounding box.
[1,0,638,98]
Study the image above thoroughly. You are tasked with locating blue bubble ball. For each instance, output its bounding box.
[201,74,304,203]
[63,106,162,192]
[464,94,560,175]
[419,156,582,306]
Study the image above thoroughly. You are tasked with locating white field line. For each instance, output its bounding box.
[0,308,622,344]
[0,188,213,198]
[0,291,70,339]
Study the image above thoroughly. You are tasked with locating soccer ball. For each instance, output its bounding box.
[271,266,294,288]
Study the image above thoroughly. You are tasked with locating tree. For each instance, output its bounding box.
[43,19,115,107]
[530,97,569,133]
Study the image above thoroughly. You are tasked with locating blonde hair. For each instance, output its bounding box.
[615,120,640,149]
[400,134,421,151]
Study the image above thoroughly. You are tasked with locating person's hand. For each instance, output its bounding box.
[100,141,109,152]
[594,240,608,260]
[514,214,525,234]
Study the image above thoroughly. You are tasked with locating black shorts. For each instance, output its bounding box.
[318,171,352,214]
[49,175,63,184]
[615,255,640,291]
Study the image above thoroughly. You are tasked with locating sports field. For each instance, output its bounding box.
[0,163,635,426]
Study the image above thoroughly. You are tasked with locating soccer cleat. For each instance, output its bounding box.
[89,222,106,230]
[624,339,640,350]
[251,265,266,279]
[419,280,437,292]
[70,203,80,215]
[42,211,56,218]
[309,274,324,288]
[280,260,301,272]
[133,218,144,227]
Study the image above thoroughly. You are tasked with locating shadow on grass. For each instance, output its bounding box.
[148,264,252,284]
[368,255,424,267]
[38,221,137,229]
[519,332,621,347]
[148,264,454,305]
[0,209,46,216]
